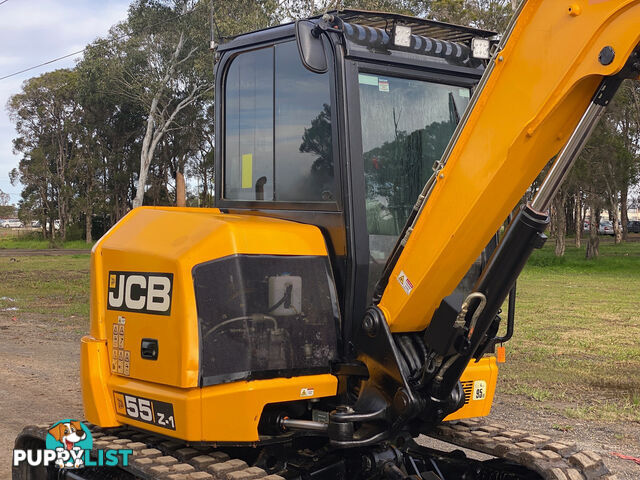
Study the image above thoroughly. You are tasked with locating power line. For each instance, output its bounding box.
[0,50,85,81]
[0,2,202,82]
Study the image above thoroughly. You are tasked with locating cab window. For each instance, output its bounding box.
[224,41,334,202]
[358,72,471,298]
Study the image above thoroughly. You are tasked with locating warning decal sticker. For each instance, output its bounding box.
[397,270,414,295]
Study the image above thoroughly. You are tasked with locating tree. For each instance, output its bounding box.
[0,190,14,218]
[607,80,640,240]
[7,0,287,226]
[185,103,215,207]
[106,1,213,208]
[547,79,640,257]
[574,189,583,248]
[75,36,147,232]
[574,122,620,259]
[551,187,568,256]
[585,202,601,259]
[8,69,81,240]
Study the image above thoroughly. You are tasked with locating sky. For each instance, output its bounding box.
[0,0,131,205]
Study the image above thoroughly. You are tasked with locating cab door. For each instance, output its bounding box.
[342,59,482,322]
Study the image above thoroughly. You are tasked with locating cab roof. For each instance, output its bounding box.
[218,9,497,52]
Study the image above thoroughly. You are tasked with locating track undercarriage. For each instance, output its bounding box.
[13,419,613,480]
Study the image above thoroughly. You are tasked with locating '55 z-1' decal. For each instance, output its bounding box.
[114,391,176,430]
[107,271,173,315]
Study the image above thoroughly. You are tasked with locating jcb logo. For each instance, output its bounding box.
[107,272,173,315]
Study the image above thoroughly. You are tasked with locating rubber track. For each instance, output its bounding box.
[428,418,618,480]
[15,419,618,480]
[15,423,284,480]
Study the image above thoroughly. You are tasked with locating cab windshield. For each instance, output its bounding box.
[358,72,470,299]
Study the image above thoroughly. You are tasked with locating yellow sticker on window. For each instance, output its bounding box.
[242,153,253,189]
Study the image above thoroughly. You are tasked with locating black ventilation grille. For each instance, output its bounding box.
[461,380,473,405]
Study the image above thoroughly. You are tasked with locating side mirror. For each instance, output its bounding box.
[295,20,328,74]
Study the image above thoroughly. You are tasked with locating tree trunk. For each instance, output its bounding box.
[176,170,186,207]
[621,185,629,241]
[202,172,208,207]
[553,192,567,256]
[85,209,92,244]
[57,198,66,241]
[586,206,600,259]
[566,197,575,236]
[610,196,622,244]
[133,143,153,208]
[574,192,581,248]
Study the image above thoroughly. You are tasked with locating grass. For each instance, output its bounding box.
[526,234,640,272]
[0,238,92,249]
[0,229,93,249]
[551,423,574,432]
[0,255,90,318]
[497,237,640,422]
[0,228,93,250]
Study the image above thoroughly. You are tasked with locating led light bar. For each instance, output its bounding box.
[393,24,412,47]
[471,37,490,59]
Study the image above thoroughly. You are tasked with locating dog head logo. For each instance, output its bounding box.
[48,421,87,450]
[45,419,92,468]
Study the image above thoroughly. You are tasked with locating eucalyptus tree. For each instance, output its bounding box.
[8,69,82,240]
[76,37,146,226]
[103,0,212,208]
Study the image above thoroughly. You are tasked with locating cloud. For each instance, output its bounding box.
[0,0,130,204]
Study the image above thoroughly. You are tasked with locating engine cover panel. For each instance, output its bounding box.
[90,206,336,389]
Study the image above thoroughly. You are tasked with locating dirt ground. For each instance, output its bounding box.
[1,311,639,478]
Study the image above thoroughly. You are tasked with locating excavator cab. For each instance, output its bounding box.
[215,10,498,348]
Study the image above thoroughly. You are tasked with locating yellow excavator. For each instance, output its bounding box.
[14,0,640,478]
